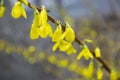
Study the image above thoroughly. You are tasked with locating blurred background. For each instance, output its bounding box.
[0,0,120,80]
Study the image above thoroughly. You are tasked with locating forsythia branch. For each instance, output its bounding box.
[25,1,111,74]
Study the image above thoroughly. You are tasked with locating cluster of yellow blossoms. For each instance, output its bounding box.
[30,5,53,39]
[52,22,76,55]
[9,0,120,80]
[77,45,93,60]
[32,5,76,55]
[77,43,101,60]
[11,0,102,60]
[1,0,119,79]
[10,0,76,55]
[29,4,76,55]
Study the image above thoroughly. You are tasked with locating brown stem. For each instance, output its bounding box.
[25,1,111,74]
[27,2,49,12]
[89,49,111,73]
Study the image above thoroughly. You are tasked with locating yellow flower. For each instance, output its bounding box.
[41,5,47,26]
[52,40,67,51]
[87,61,94,78]
[52,40,76,54]
[62,22,75,42]
[110,69,118,80]
[33,10,40,27]
[59,40,69,52]
[38,52,46,60]
[52,24,62,42]
[28,46,36,52]
[56,59,68,68]
[30,23,39,39]
[82,62,94,78]
[66,43,76,55]
[37,22,53,38]
[0,6,5,18]
[77,45,93,60]
[11,1,27,19]
[20,0,28,6]
[52,41,59,51]
[32,5,47,26]
[48,55,56,64]
[68,62,77,71]
[46,23,53,37]
[95,47,101,58]
[37,25,47,38]
[30,10,41,39]
[31,8,52,38]
[97,67,103,80]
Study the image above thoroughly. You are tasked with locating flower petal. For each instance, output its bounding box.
[0,6,5,18]
[11,1,22,19]
[30,24,39,39]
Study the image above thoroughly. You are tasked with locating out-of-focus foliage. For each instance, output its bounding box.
[0,39,102,79]
[0,38,120,80]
